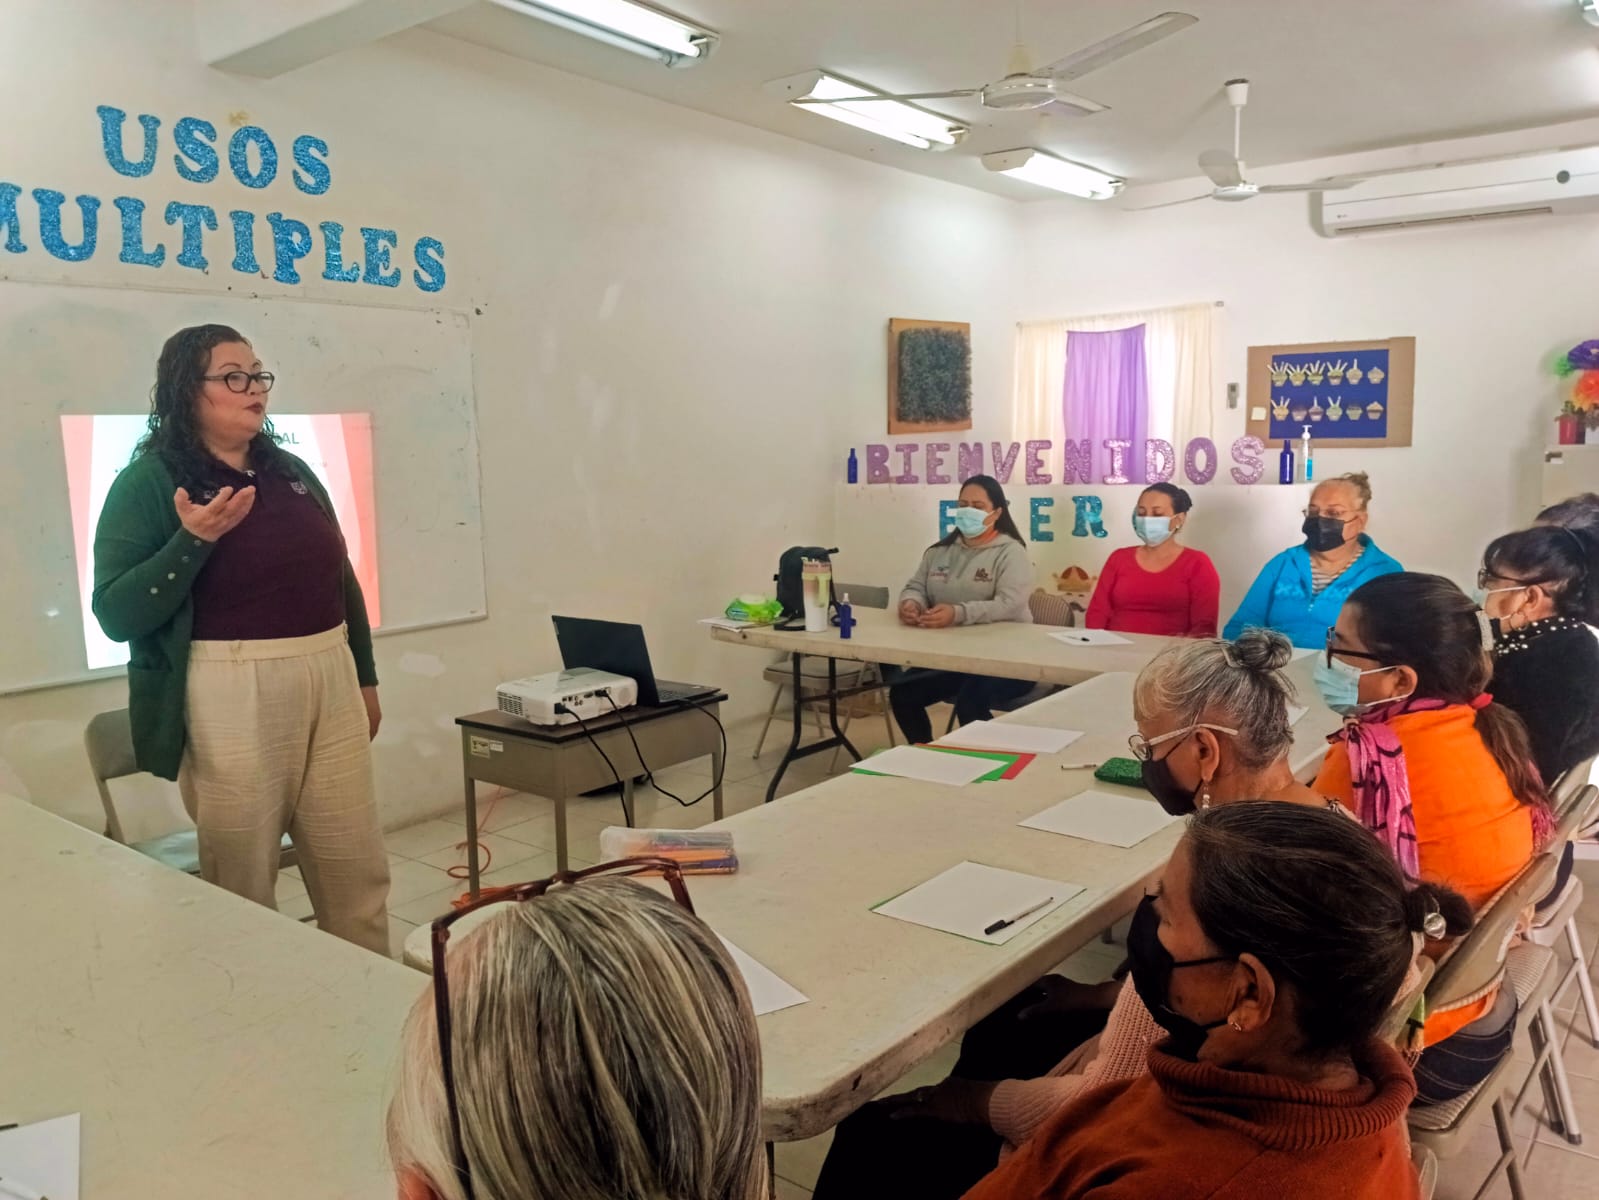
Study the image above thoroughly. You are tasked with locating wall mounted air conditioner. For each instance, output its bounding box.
[1311,147,1599,237]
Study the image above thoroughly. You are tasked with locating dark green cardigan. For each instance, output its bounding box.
[92,451,378,781]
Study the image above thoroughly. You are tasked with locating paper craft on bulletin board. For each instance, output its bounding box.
[1245,336,1415,448]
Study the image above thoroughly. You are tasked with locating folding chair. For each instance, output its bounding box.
[85,709,297,876]
[1407,847,1563,1200]
[1526,765,1599,1055]
[1509,781,1599,1152]
[751,585,897,771]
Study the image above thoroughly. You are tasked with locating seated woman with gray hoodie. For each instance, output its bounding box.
[890,474,1035,744]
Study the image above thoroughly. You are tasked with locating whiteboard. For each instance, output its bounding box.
[0,279,484,694]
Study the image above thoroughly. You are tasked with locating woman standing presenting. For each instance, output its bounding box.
[92,324,390,953]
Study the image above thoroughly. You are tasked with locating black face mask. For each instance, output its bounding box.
[1141,747,1200,817]
[1301,515,1348,553]
[1126,895,1235,1061]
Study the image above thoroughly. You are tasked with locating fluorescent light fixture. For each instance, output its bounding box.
[1583,0,1599,26]
[772,71,967,151]
[490,0,717,67]
[982,148,1124,199]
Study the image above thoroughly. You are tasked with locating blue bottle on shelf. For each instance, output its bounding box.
[847,448,859,484]
[1278,439,1295,485]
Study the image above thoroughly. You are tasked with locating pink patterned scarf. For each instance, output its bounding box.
[1328,696,1446,879]
[1330,694,1555,878]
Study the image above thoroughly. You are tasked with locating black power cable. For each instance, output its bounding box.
[553,690,729,816]
[601,691,728,808]
[552,701,632,821]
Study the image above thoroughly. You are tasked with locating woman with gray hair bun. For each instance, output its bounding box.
[387,876,766,1200]
[812,628,1345,1200]
[1130,627,1330,816]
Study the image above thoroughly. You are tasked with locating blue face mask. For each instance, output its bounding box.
[953,507,992,538]
[1133,515,1173,546]
[1312,655,1402,716]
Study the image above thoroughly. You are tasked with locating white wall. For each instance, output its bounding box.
[0,0,1023,832]
[1017,197,1599,584]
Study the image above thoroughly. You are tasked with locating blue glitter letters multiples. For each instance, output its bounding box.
[0,105,446,293]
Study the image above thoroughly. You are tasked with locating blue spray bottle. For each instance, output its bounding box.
[846,448,859,484]
[1278,439,1295,485]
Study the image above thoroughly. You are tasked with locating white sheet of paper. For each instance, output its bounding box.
[851,745,997,786]
[874,861,1082,945]
[934,720,1084,755]
[1020,790,1181,848]
[1288,703,1309,726]
[699,617,759,631]
[0,1113,80,1200]
[1050,629,1133,647]
[717,935,808,1016]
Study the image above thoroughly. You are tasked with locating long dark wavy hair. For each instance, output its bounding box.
[132,324,289,488]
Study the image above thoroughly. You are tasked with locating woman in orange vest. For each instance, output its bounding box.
[1312,571,1551,1106]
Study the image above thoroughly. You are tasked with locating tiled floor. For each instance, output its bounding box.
[281,699,1599,1198]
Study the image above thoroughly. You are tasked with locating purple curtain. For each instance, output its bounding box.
[1064,324,1149,484]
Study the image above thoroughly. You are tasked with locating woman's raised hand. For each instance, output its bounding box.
[174,485,256,542]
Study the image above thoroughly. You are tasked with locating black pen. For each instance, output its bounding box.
[984,897,1053,936]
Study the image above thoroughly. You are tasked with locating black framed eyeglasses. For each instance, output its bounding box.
[1324,626,1387,670]
[1475,567,1539,591]
[1301,506,1354,522]
[429,856,693,1200]
[202,370,275,393]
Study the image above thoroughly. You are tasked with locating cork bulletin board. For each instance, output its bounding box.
[1246,336,1415,449]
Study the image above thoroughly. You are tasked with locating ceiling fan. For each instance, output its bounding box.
[790,11,1197,118]
[1132,78,1363,207]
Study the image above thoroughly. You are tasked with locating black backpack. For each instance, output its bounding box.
[773,545,838,629]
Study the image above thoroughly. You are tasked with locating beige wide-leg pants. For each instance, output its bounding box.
[179,625,391,955]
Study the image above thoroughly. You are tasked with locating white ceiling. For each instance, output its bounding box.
[428,0,1599,200]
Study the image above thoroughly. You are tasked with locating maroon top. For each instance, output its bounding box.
[189,465,348,642]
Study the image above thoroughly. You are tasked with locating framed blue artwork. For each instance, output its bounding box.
[1246,337,1415,448]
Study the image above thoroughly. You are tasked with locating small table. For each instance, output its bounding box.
[456,695,727,893]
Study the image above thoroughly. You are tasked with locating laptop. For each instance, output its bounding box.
[552,616,719,708]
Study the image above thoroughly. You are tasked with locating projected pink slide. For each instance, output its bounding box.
[60,414,380,670]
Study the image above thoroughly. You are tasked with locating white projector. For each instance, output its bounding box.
[496,668,638,726]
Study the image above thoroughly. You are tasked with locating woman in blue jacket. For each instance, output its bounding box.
[1223,472,1402,647]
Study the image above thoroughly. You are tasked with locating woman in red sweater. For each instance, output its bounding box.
[961,803,1451,1200]
[1085,484,1220,638]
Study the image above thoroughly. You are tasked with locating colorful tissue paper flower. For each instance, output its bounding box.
[1555,355,1578,378]
[1575,371,1599,409]
[1569,340,1599,371]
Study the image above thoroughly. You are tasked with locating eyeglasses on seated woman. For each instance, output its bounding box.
[387,858,767,1200]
